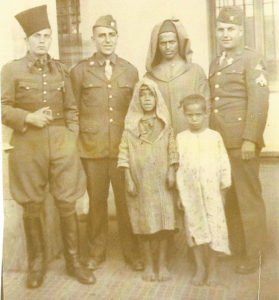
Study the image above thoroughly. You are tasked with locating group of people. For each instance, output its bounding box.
[1,5,269,289]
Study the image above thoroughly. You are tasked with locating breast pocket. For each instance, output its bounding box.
[16,81,40,102]
[81,81,103,106]
[117,78,133,90]
[48,81,64,92]
[116,78,134,107]
[223,66,245,91]
[224,110,246,123]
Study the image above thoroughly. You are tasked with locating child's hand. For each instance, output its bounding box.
[124,168,138,197]
[167,166,176,189]
[126,179,138,197]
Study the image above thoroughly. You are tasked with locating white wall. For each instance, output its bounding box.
[79,0,210,77]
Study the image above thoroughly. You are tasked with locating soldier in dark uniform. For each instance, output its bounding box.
[209,6,269,273]
[71,15,143,271]
[1,6,96,287]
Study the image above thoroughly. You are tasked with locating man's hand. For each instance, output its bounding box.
[241,140,256,160]
[167,165,176,189]
[25,107,53,128]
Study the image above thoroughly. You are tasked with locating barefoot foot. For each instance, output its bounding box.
[206,276,217,287]
[142,267,156,281]
[192,268,206,286]
[158,266,171,281]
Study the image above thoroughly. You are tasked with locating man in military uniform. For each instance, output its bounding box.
[1,6,96,287]
[209,6,269,273]
[71,15,143,271]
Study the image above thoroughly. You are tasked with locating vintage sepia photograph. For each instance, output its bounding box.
[1,0,278,299]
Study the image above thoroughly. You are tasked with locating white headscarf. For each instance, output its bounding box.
[124,78,171,136]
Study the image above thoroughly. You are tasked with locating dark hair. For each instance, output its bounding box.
[180,94,206,113]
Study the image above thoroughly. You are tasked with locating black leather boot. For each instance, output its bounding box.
[59,214,96,285]
[23,217,46,288]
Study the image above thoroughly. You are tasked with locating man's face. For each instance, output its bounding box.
[158,32,179,60]
[26,28,52,57]
[93,27,118,56]
[216,22,243,51]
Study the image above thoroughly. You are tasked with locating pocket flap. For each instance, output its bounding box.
[117,78,133,88]
[49,81,65,90]
[18,81,39,89]
[224,66,244,75]
[224,111,246,122]
[82,81,102,88]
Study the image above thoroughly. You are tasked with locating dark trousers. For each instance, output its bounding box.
[226,149,266,257]
[82,158,139,261]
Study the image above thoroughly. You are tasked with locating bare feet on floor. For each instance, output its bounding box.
[206,275,217,286]
[158,266,171,281]
[142,267,156,281]
[192,267,206,286]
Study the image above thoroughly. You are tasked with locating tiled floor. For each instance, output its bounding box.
[3,159,279,300]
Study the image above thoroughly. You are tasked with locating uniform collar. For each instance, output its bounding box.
[94,52,117,66]
[26,52,52,70]
[218,47,243,61]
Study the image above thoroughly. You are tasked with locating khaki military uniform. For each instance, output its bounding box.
[209,47,269,256]
[71,53,139,262]
[1,53,86,205]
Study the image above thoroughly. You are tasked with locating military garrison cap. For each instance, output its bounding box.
[217,6,244,25]
[93,15,118,33]
[15,5,51,37]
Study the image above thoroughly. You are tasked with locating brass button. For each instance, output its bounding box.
[89,61,94,66]
[238,117,242,121]
[109,95,112,99]
[43,74,47,77]
[217,72,221,76]
[43,91,47,94]
[38,68,42,71]
[109,118,113,123]
[109,107,113,111]
[43,82,47,85]
[215,97,220,101]
[215,84,219,88]
[214,109,218,113]
[43,100,47,103]
[26,86,30,90]
[57,113,60,116]
[108,84,112,88]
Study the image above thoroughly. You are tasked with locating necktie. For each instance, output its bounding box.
[105,59,112,80]
[219,51,227,67]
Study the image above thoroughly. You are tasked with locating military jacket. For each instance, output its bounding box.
[1,53,78,132]
[209,48,269,149]
[70,53,138,159]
